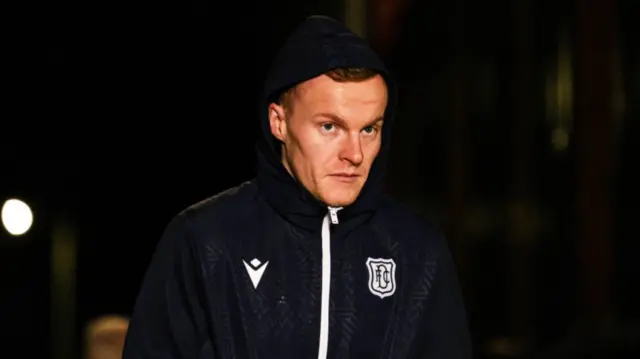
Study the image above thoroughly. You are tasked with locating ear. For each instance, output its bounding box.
[268,102,287,142]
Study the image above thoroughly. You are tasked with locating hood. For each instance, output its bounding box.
[255,15,398,232]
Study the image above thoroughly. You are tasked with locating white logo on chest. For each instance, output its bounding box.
[366,257,396,298]
[243,258,269,289]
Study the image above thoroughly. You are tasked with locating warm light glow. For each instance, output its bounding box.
[85,315,130,359]
[1,198,33,236]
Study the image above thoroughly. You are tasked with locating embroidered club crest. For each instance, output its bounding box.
[366,257,396,298]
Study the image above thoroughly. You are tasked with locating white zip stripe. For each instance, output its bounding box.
[317,207,339,359]
[317,212,331,359]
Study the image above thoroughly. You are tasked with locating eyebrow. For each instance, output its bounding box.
[314,113,384,127]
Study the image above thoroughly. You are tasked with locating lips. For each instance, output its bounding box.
[329,173,361,183]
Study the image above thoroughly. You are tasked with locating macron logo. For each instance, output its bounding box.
[243,258,269,289]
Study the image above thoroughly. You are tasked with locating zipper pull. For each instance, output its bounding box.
[328,207,342,224]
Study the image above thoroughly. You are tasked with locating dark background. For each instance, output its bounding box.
[2,0,639,358]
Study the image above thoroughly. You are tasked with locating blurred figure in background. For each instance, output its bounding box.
[85,315,129,359]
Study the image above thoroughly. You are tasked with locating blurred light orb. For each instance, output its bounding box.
[1,198,33,236]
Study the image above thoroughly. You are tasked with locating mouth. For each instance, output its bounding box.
[329,173,361,183]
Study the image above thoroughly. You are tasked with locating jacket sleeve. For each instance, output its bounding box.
[122,214,214,359]
[418,238,473,359]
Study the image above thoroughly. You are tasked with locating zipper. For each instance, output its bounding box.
[317,206,341,359]
[328,206,342,224]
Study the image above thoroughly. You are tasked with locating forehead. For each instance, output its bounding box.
[294,74,388,109]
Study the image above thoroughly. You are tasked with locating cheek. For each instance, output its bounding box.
[293,129,335,171]
[308,142,336,175]
[289,132,326,176]
[364,139,382,164]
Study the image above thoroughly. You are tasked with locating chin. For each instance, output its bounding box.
[319,191,360,208]
[325,199,355,207]
[311,180,365,208]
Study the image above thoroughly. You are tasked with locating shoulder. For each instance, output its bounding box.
[146,180,263,279]
[170,180,264,249]
[376,194,449,258]
[179,180,259,227]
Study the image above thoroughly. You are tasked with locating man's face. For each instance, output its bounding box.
[268,74,387,207]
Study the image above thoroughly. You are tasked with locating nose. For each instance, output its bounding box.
[339,133,363,165]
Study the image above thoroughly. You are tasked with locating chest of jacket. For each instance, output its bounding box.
[197,213,437,359]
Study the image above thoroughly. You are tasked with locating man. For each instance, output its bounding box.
[123,15,471,359]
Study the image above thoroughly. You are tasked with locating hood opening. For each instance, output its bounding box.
[255,15,398,231]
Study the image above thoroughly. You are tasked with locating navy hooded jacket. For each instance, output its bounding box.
[122,15,472,359]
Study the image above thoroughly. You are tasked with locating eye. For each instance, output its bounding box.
[322,123,336,132]
[362,126,377,135]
